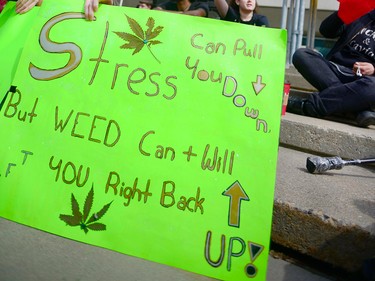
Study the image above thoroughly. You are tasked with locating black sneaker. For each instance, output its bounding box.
[356,111,375,127]
[286,95,305,115]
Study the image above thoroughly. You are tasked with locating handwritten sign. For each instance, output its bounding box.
[0,1,287,280]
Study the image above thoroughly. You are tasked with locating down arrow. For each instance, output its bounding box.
[252,75,266,95]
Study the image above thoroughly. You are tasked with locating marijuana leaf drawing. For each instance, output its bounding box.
[114,14,164,63]
[59,185,113,234]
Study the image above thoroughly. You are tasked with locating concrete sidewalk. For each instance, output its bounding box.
[0,217,331,281]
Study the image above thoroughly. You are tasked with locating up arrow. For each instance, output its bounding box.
[222,181,249,228]
[252,75,266,95]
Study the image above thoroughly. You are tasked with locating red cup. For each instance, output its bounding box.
[282,82,290,116]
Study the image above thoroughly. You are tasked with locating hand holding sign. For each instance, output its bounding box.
[84,0,113,20]
[15,0,43,14]
[337,0,375,24]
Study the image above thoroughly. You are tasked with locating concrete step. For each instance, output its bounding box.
[280,113,375,159]
[285,65,317,92]
[276,82,375,274]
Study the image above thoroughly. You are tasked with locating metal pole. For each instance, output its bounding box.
[281,0,289,29]
[296,0,305,50]
[290,0,301,63]
[306,0,318,49]
[286,0,295,65]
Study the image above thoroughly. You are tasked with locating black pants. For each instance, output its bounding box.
[292,48,375,116]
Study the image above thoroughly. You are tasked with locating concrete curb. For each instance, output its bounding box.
[272,200,375,272]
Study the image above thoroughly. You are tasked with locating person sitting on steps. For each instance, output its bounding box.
[288,0,375,128]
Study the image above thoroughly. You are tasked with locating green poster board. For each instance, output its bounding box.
[0,1,287,280]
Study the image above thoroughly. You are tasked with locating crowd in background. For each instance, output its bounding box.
[0,0,269,26]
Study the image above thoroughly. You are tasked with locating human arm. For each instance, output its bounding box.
[15,0,43,14]
[155,1,208,17]
[183,2,208,17]
[84,0,113,21]
[154,7,206,16]
[214,0,229,18]
[183,7,207,17]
